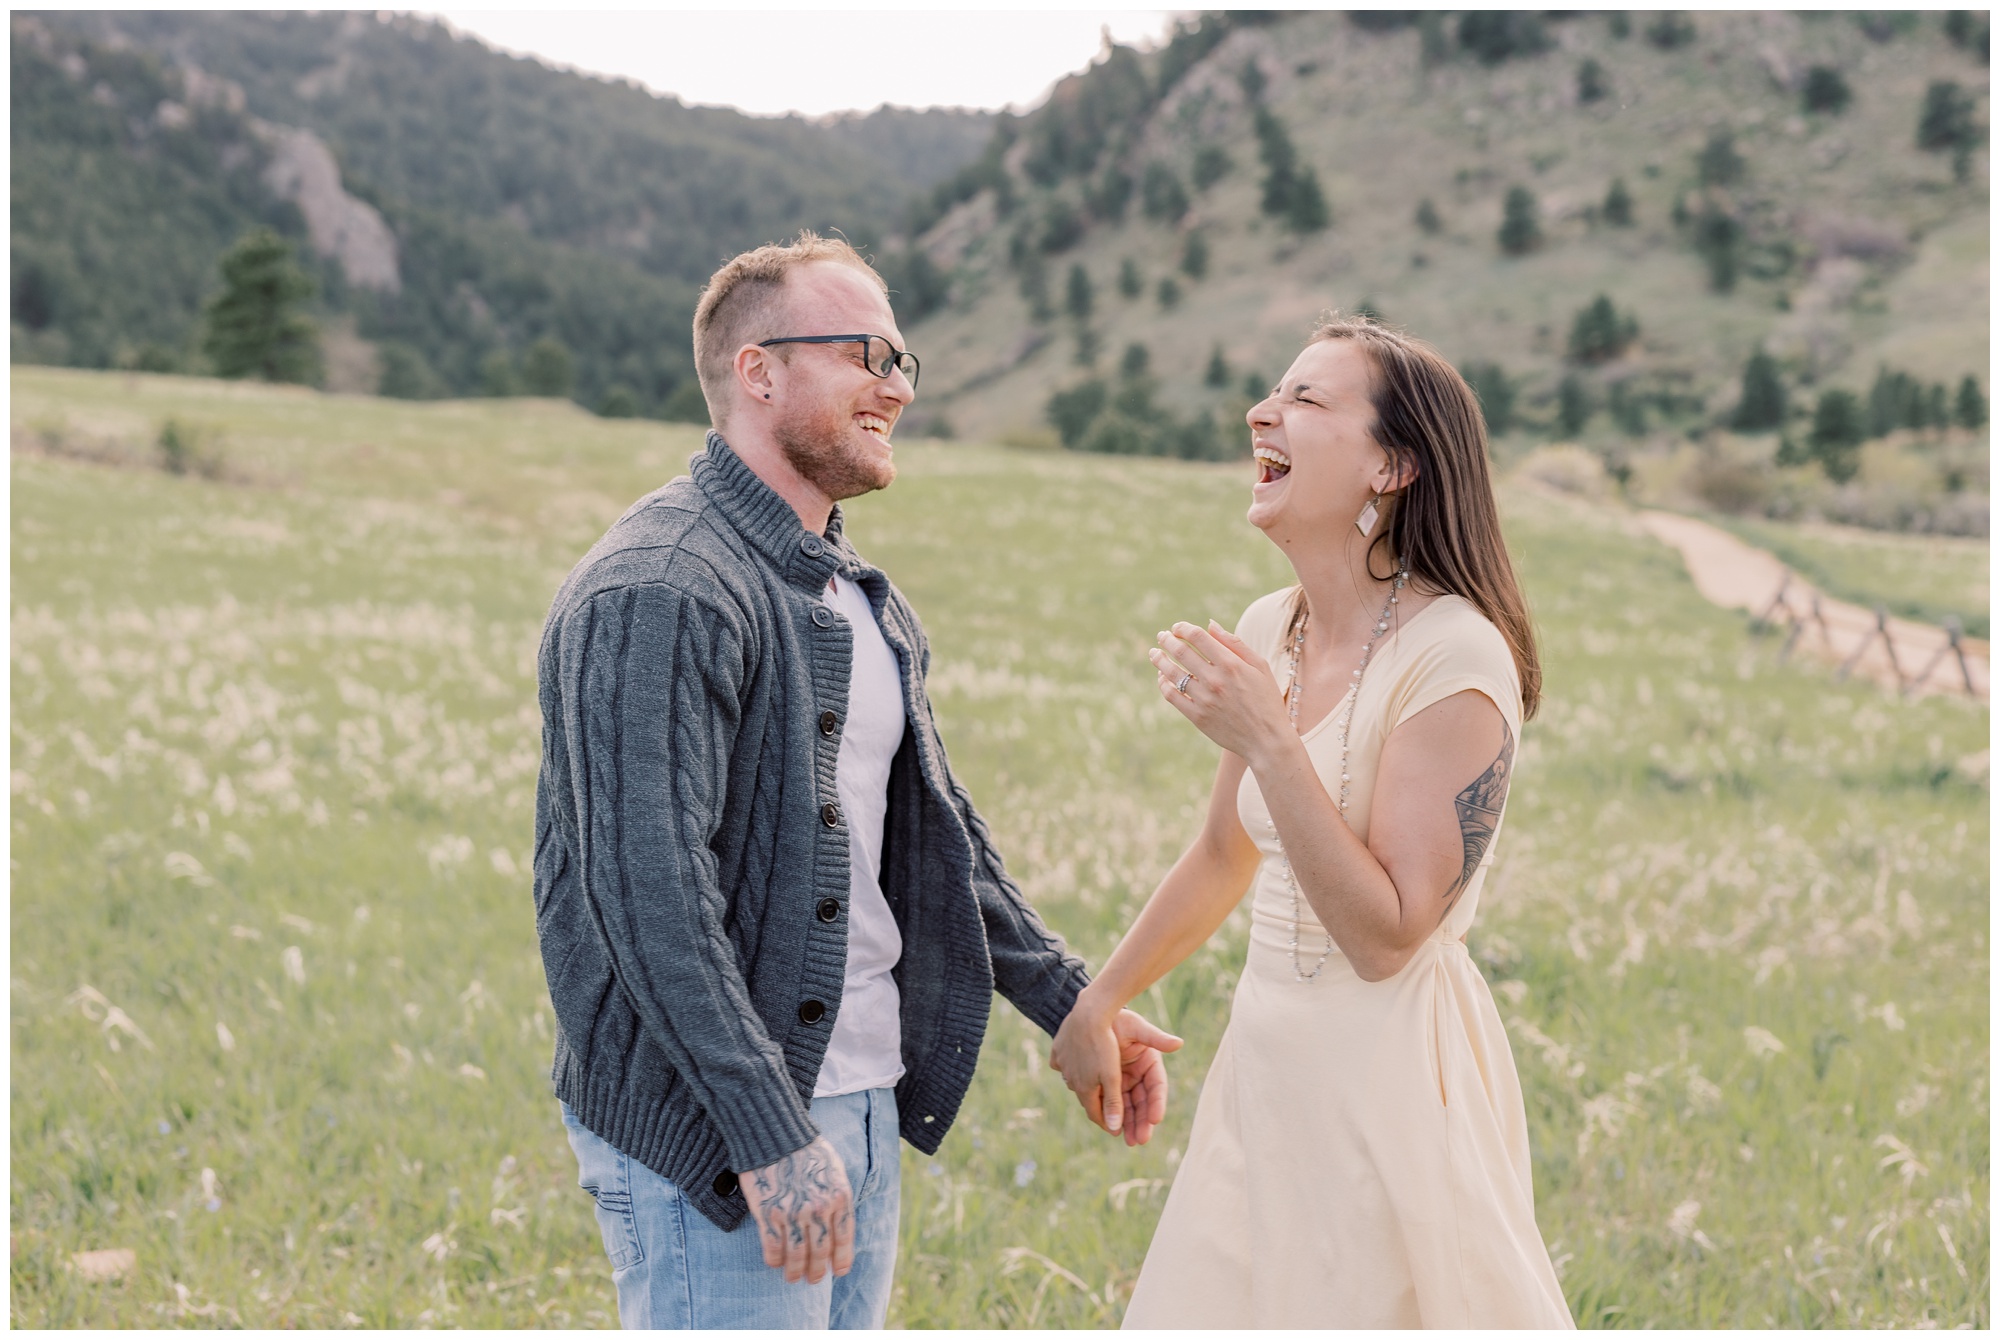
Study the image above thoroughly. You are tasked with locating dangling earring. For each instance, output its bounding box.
[1354,490,1383,538]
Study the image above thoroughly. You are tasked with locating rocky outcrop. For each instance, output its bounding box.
[258,124,400,293]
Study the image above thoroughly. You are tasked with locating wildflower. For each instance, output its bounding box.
[281,946,306,986]
[200,1167,222,1211]
[1013,1159,1037,1188]
[1743,1025,1786,1059]
[1667,1199,1716,1249]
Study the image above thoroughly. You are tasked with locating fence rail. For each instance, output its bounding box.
[1751,572,1987,701]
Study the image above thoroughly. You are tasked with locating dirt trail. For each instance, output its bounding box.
[1636,510,1989,702]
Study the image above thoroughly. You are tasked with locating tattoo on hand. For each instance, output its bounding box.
[1446,719,1513,908]
[747,1139,842,1253]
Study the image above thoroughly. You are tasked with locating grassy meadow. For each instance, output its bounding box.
[10,368,1989,1328]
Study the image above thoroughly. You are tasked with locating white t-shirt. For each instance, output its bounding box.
[813,573,909,1098]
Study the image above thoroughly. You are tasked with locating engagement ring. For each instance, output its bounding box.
[1176,673,1194,695]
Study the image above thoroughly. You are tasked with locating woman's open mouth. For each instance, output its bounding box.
[1254,444,1291,484]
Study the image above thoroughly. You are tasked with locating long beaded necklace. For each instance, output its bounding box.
[1270,565,1410,982]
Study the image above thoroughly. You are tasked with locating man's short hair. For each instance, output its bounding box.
[691,231,886,425]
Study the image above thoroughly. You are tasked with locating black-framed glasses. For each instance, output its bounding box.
[757,334,919,391]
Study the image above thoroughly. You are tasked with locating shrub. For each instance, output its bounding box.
[1498,186,1541,255]
[1698,129,1745,188]
[1064,263,1094,321]
[1602,179,1634,226]
[1155,276,1182,309]
[1415,198,1443,234]
[1141,162,1190,223]
[1954,374,1987,429]
[1090,168,1134,222]
[1204,344,1230,388]
[1192,144,1232,191]
[1046,379,1109,447]
[1456,12,1552,65]
[1557,373,1592,436]
[479,349,516,397]
[1645,11,1696,49]
[1731,351,1787,431]
[1566,296,1638,364]
[1608,11,1631,39]
[1809,388,1866,482]
[1694,206,1743,292]
[661,381,710,424]
[1460,361,1518,434]
[1609,379,1647,435]
[378,343,443,400]
[1917,80,1979,181]
[878,248,950,322]
[1117,257,1143,299]
[1944,10,1990,60]
[1286,168,1330,233]
[597,385,639,419]
[1040,198,1086,253]
[1080,410,1151,456]
[1802,66,1853,114]
[1120,343,1151,379]
[1577,58,1609,103]
[519,336,575,398]
[1180,231,1209,281]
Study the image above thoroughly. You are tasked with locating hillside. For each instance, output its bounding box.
[897,12,1989,454]
[10,11,991,410]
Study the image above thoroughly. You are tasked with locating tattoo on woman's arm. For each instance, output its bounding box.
[1446,719,1514,908]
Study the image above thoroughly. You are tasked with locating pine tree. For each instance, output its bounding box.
[1698,129,1745,188]
[1695,206,1742,292]
[200,228,320,384]
[1602,178,1635,226]
[1204,344,1230,388]
[1460,362,1518,434]
[1155,276,1182,309]
[1566,295,1638,364]
[1498,186,1542,255]
[480,350,516,397]
[1918,80,1978,181]
[1577,58,1609,104]
[1731,350,1787,431]
[1809,389,1866,482]
[1180,231,1209,281]
[1242,371,1269,401]
[1065,263,1094,320]
[1802,66,1853,114]
[1192,144,1232,191]
[1117,257,1143,299]
[1415,198,1443,234]
[1955,374,1988,429]
[1287,167,1331,232]
[1142,162,1190,222]
[1120,342,1152,380]
[1557,373,1592,436]
[520,336,575,397]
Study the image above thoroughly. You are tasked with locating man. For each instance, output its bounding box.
[533,232,1180,1329]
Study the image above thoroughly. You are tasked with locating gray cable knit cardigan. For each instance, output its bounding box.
[533,431,1092,1232]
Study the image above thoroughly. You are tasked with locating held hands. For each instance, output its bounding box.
[1149,621,1291,765]
[740,1136,854,1284]
[1049,1001,1184,1147]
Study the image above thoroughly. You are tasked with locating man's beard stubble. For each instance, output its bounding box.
[773,399,896,505]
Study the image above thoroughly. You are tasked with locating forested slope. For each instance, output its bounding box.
[11,11,992,412]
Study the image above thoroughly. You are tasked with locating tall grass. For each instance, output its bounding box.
[11,370,1987,1327]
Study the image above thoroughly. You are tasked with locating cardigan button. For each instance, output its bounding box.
[821,802,841,828]
[819,710,839,736]
[712,1170,738,1198]
[817,898,842,922]
[800,535,824,557]
[811,606,834,628]
[798,1000,826,1025]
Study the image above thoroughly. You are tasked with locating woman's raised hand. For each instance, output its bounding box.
[1149,621,1291,765]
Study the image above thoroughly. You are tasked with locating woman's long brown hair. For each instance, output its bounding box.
[1302,314,1542,719]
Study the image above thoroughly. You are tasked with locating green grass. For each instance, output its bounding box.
[1709,512,1990,640]
[11,369,1988,1327]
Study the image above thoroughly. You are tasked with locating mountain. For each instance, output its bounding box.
[10,10,994,411]
[894,11,1989,451]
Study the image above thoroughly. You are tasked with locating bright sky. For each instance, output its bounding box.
[431,9,1175,117]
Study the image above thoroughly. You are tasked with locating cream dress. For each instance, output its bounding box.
[1123,590,1573,1330]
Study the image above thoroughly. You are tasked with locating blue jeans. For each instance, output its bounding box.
[560,1089,901,1329]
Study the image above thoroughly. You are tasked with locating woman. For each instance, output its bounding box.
[1050,316,1573,1328]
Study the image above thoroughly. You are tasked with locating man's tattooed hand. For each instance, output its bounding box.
[740,1136,855,1284]
[1445,718,1514,910]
